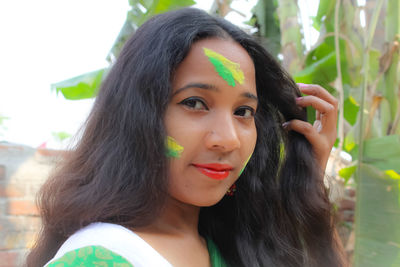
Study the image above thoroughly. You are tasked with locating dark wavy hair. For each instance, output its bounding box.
[27,7,346,267]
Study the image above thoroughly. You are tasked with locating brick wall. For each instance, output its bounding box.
[0,143,60,267]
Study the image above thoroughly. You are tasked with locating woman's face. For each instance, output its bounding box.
[164,38,258,207]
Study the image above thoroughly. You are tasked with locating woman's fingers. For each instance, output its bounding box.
[283,119,325,149]
[284,119,331,171]
[282,84,339,171]
[296,95,334,114]
[296,95,336,134]
[296,84,338,140]
[297,83,338,108]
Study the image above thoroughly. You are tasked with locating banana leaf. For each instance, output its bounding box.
[354,163,400,267]
[51,69,105,100]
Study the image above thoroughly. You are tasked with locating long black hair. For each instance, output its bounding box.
[27,8,346,267]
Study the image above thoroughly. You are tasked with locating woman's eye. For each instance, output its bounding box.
[179,98,208,110]
[235,107,255,119]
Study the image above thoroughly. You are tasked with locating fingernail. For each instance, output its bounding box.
[296,97,303,101]
[313,120,322,133]
[297,83,308,88]
[282,122,290,129]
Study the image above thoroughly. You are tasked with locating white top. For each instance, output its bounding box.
[45,222,173,267]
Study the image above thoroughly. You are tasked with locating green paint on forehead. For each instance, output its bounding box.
[239,154,252,176]
[165,136,184,158]
[203,47,245,87]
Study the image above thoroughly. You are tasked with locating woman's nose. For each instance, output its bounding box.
[205,113,241,152]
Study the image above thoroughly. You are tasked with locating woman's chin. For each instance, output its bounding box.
[168,186,231,207]
[190,193,228,207]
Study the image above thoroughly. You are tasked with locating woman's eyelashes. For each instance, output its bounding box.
[234,106,256,119]
[179,97,208,111]
[178,97,256,118]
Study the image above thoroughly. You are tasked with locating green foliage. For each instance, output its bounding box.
[339,165,356,184]
[127,0,195,28]
[368,49,380,84]
[383,51,399,121]
[312,0,335,31]
[52,69,105,100]
[275,0,304,73]
[354,164,400,267]
[52,131,72,142]
[343,94,359,126]
[294,37,349,89]
[251,0,281,58]
[294,48,336,84]
[111,0,195,60]
[363,135,400,173]
[385,0,400,42]
[54,0,196,101]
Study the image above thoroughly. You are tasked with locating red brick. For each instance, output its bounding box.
[26,183,42,197]
[8,200,38,216]
[0,201,6,215]
[0,232,23,250]
[5,216,41,232]
[36,147,67,158]
[25,231,38,249]
[0,144,24,151]
[0,251,18,267]
[0,165,5,181]
[0,183,24,198]
[0,217,41,238]
[0,231,37,250]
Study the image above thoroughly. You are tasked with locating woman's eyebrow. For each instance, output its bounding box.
[173,82,258,102]
[242,92,258,101]
[173,82,218,96]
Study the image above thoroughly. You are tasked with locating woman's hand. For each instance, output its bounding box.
[283,83,338,171]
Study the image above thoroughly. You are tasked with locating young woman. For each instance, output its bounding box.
[27,7,347,267]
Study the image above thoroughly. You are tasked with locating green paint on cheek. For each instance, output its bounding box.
[203,47,245,87]
[239,154,252,175]
[165,136,184,158]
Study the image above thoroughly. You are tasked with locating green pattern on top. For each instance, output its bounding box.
[47,245,133,267]
[208,57,236,86]
[207,238,228,267]
[203,47,245,87]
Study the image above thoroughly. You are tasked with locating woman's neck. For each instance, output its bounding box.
[137,197,201,237]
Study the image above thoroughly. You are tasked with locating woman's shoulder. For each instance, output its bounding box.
[45,222,173,267]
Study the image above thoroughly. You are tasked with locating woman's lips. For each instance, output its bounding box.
[192,163,233,180]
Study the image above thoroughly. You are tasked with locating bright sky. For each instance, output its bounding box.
[0,0,318,149]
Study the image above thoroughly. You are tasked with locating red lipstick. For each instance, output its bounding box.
[192,163,233,180]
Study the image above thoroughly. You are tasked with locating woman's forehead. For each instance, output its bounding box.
[189,38,254,72]
[174,38,256,92]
